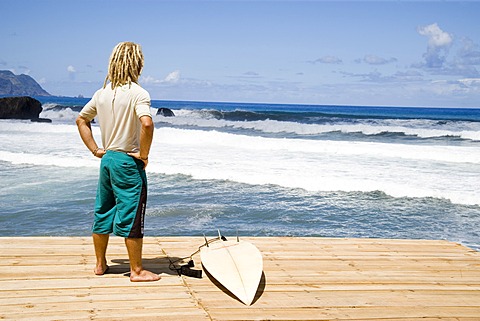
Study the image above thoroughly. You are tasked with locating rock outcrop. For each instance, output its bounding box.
[0,96,48,121]
[156,107,175,117]
[0,70,50,96]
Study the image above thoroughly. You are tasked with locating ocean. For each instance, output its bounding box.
[0,97,479,250]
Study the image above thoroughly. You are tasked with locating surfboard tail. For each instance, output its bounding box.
[200,238,263,305]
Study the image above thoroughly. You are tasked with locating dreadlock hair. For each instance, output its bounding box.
[103,42,144,89]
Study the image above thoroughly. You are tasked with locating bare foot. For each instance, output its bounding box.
[130,269,161,282]
[94,265,109,276]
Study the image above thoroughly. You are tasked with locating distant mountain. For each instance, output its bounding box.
[0,70,50,96]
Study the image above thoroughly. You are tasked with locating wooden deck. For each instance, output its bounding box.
[0,236,479,320]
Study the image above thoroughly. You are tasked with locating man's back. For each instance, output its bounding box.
[80,82,151,153]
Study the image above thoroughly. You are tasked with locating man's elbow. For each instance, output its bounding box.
[140,116,154,131]
[76,115,85,127]
[76,115,92,129]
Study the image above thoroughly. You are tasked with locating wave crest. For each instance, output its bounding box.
[153,109,480,141]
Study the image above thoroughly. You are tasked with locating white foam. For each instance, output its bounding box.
[1,122,479,206]
[40,107,79,121]
[34,107,480,141]
[148,128,480,205]
[153,112,480,141]
[0,151,99,168]
[0,120,82,133]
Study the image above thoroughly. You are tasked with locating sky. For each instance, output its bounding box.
[2,0,480,107]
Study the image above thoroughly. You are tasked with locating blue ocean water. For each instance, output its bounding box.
[0,97,479,250]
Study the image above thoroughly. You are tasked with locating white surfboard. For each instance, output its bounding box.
[200,236,263,305]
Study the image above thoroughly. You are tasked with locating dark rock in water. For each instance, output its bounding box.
[0,96,44,120]
[156,107,175,117]
[0,70,50,96]
[31,117,52,123]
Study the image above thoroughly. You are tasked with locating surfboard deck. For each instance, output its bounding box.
[200,238,263,305]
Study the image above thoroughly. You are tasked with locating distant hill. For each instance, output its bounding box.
[0,70,50,96]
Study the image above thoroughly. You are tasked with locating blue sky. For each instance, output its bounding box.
[2,0,480,107]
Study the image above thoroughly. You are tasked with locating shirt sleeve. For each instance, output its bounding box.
[135,88,152,118]
[79,91,99,121]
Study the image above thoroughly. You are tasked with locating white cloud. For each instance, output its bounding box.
[66,65,76,81]
[164,70,180,83]
[140,70,181,85]
[140,72,478,107]
[429,79,468,96]
[458,78,480,87]
[393,70,423,82]
[418,23,453,48]
[310,56,342,64]
[361,55,397,65]
[458,38,480,66]
[340,69,425,84]
[417,23,453,69]
[140,75,158,84]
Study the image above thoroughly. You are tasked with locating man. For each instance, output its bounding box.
[76,42,160,282]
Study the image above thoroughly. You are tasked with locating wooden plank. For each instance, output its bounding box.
[3,308,209,321]
[203,307,480,320]
[193,290,480,307]
[0,236,478,321]
[0,276,182,291]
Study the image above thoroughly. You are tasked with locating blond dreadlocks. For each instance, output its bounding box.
[103,42,144,89]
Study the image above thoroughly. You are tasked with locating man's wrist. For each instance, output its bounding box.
[139,155,148,161]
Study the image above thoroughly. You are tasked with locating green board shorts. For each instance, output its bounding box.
[92,150,147,238]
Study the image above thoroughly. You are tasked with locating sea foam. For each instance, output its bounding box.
[154,109,480,141]
[1,116,479,206]
[148,127,480,205]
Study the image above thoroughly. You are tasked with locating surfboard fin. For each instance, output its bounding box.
[218,229,227,241]
[203,233,209,247]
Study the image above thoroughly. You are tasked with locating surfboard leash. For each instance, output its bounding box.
[167,234,227,278]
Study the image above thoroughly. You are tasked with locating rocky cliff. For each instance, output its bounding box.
[0,70,50,96]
